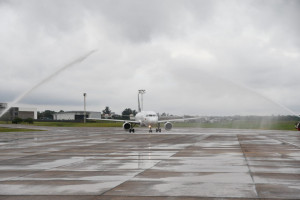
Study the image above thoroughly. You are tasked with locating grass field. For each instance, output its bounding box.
[176,120,298,131]
[33,121,124,127]
[0,121,123,128]
[0,118,298,131]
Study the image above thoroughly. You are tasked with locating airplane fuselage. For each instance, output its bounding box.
[135,111,158,127]
[88,90,196,133]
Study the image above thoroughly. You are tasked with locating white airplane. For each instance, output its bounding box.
[88,90,199,133]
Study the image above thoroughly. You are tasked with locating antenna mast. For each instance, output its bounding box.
[138,89,146,112]
[83,93,87,123]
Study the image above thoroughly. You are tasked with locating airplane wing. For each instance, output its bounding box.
[87,118,141,125]
[158,117,200,123]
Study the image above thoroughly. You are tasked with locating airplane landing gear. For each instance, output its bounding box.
[129,124,136,133]
[149,125,152,133]
[129,129,135,133]
[156,123,162,132]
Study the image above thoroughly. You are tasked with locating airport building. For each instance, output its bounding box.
[53,111,101,121]
[0,103,37,120]
[0,103,7,112]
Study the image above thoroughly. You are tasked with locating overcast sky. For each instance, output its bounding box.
[0,0,299,116]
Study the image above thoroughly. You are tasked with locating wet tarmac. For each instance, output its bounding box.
[0,125,299,199]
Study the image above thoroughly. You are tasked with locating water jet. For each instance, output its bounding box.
[0,49,97,118]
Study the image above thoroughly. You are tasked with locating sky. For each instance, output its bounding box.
[0,0,299,116]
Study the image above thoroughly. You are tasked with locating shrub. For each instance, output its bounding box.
[24,118,34,124]
[12,117,23,124]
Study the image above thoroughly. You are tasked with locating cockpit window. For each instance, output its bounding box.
[146,114,156,117]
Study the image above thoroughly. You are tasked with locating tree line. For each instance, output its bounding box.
[101,106,137,120]
[37,107,137,120]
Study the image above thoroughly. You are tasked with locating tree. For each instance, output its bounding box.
[24,118,34,124]
[38,110,55,120]
[122,108,137,120]
[102,106,111,115]
[133,110,137,116]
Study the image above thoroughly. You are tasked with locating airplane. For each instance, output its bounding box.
[88,90,199,133]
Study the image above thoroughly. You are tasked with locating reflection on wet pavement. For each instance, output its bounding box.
[0,125,299,199]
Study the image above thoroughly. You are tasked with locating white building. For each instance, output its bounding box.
[19,107,38,119]
[53,111,101,121]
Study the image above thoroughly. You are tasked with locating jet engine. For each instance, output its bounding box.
[164,122,173,131]
[123,122,131,130]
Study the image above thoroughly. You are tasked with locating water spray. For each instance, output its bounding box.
[183,64,299,117]
[230,80,299,117]
[0,49,97,118]
[201,68,299,117]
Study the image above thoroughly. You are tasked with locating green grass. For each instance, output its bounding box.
[0,120,123,127]
[32,121,123,127]
[0,119,298,131]
[0,127,43,132]
[175,120,298,131]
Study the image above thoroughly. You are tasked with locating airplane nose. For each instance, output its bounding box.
[146,117,158,126]
[147,119,153,124]
[150,118,157,124]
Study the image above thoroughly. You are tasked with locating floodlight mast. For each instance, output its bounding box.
[83,93,87,123]
[138,89,146,112]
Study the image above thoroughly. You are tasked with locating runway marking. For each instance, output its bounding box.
[237,134,259,198]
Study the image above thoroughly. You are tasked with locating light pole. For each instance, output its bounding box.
[138,89,146,112]
[83,93,86,123]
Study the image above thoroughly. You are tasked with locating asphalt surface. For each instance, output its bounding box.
[0,124,299,199]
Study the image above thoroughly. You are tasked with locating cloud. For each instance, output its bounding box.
[0,0,299,116]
